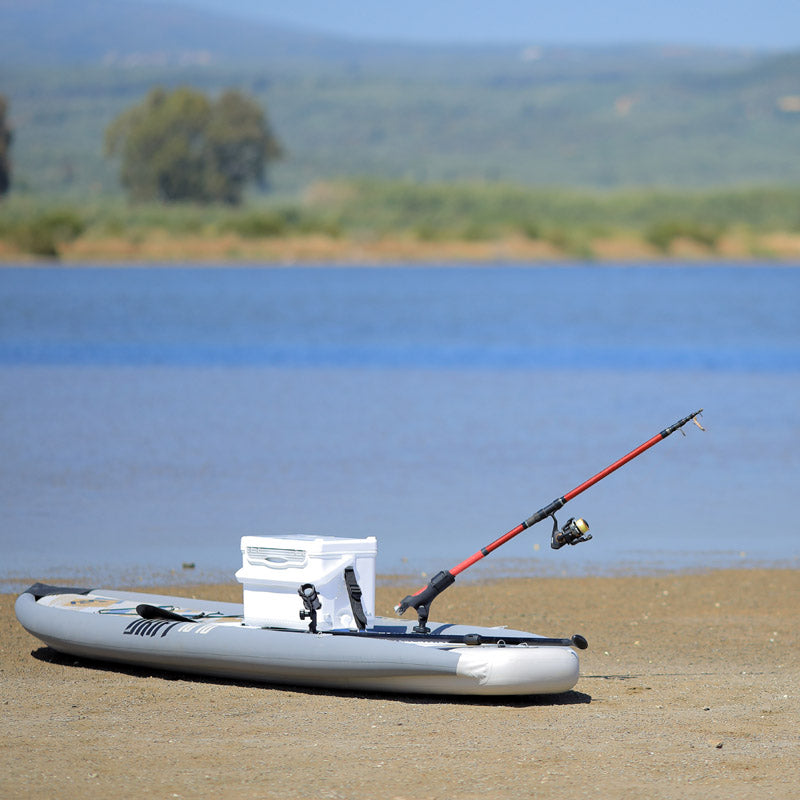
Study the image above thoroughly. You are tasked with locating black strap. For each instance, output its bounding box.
[343,567,368,630]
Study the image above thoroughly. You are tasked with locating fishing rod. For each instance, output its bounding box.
[395,409,704,633]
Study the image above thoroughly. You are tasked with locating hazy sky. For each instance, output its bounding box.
[181,0,800,50]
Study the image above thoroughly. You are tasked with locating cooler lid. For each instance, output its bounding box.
[240,534,377,559]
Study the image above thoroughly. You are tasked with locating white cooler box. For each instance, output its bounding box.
[235,534,377,630]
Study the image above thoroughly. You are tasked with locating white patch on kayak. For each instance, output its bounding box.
[455,648,492,685]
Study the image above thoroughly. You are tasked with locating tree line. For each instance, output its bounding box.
[0,95,11,197]
[2,87,283,205]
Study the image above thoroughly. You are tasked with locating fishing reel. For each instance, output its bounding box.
[550,515,592,549]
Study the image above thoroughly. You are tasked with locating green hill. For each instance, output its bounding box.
[2,0,800,199]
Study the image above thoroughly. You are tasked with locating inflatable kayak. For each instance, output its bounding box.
[15,582,584,696]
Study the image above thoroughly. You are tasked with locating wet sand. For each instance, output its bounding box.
[2,568,798,799]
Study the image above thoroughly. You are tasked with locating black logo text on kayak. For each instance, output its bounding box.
[123,619,182,638]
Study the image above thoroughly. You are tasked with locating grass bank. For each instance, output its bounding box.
[2,180,800,262]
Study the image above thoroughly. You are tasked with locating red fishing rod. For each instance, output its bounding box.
[395,409,704,633]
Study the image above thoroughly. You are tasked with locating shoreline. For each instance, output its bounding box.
[3,567,798,798]
[2,229,800,265]
[4,553,798,597]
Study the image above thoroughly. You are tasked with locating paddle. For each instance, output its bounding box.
[329,631,588,648]
[396,410,704,632]
[136,604,197,623]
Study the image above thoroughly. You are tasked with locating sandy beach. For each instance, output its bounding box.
[2,568,798,799]
[3,229,800,265]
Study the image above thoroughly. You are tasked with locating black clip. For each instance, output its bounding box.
[298,583,321,633]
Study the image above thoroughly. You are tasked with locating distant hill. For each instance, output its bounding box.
[2,0,762,72]
[0,0,334,66]
[2,0,800,197]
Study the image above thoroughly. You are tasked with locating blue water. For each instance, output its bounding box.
[2,263,799,591]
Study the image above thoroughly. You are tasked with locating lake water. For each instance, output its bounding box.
[2,263,799,592]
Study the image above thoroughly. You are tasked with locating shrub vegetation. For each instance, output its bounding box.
[1,180,799,258]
